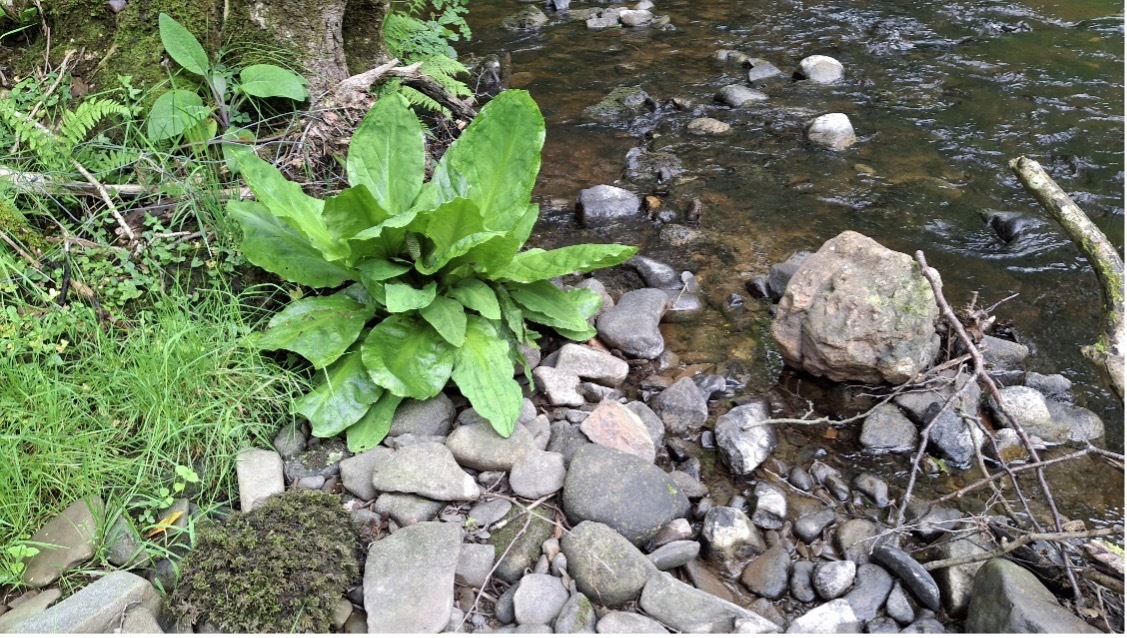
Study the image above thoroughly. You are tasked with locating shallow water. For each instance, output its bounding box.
[460,0,1124,522]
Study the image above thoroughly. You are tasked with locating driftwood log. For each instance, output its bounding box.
[1009,156,1124,401]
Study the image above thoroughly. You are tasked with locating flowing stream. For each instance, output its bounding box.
[460,0,1124,523]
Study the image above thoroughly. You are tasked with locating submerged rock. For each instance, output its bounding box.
[807,113,857,150]
[798,54,845,83]
[581,85,652,123]
[687,117,732,135]
[716,84,768,107]
[577,184,642,228]
[771,231,941,384]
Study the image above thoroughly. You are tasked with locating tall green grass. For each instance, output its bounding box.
[0,282,304,587]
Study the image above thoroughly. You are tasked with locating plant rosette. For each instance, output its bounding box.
[229,90,636,451]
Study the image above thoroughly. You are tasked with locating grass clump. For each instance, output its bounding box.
[170,489,360,633]
[0,275,303,587]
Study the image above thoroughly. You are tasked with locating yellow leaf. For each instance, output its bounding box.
[146,510,184,538]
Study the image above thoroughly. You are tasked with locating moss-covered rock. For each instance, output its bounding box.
[169,489,360,633]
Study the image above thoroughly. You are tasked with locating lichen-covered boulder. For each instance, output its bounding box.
[771,231,940,384]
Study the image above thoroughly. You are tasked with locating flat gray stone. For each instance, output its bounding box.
[389,394,456,437]
[790,561,817,603]
[934,527,994,618]
[714,402,776,475]
[509,449,567,499]
[836,518,879,565]
[339,446,394,501]
[871,544,941,612]
[651,377,708,435]
[447,421,538,471]
[374,492,444,526]
[786,599,861,633]
[468,499,512,530]
[514,574,569,626]
[966,558,1099,633]
[626,401,665,450]
[562,444,690,546]
[236,448,284,512]
[553,591,596,633]
[687,117,731,136]
[563,521,656,607]
[364,522,463,633]
[534,366,585,407]
[370,441,479,501]
[627,255,681,289]
[740,545,791,599]
[596,610,669,634]
[795,508,837,543]
[577,184,641,227]
[716,84,768,107]
[844,563,893,621]
[640,572,781,633]
[9,571,160,633]
[853,473,890,508]
[596,289,667,359]
[886,581,916,624]
[555,344,630,386]
[859,403,918,453]
[648,540,701,570]
[22,496,104,587]
[750,481,787,530]
[105,515,143,568]
[0,588,60,633]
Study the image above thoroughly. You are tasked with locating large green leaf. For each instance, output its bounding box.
[428,90,544,229]
[385,280,437,312]
[254,293,374,369]
[158,13,209,76]
[296,350,382,438]
[506,280,594,333]
[323,184,392,242]
[448,278,501,320]
[492,244,638,283]
[146,89,209,141]
[347,92,424,215]
[346,393,404,452]
[452,316,523,437]
[493,286,528,344]
[355,258,411,283]
[420,295,467,347]
[361,315,454,399]
[239,64,308,101]
[234,150,349,261]
[422,198,486,255]
[417,231,506,275]
[229,201,354,288]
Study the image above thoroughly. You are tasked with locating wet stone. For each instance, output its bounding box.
[651,376,708,435]
[701,506,764,567]
[1025,371,1072,400]
[714,401,776,475]
[926,404,985,468]
[627,255,681,289]
[596,288,667,359]
[687,117,732,135]
[789,465,814,491]
[652,518,693,547]
[835,518,879,565]
[662,289,705,323]
[799,54,845,83]
[813,560,856,600]
[787,599,861,633]
[648,540,701,570]
[740,545,791,599]
[871,544,941,612]
[795,508,837,543]
[845,563,894,621]
[694,374,727,400]
[790,560,817,602]
[716,84,768,107]
[747,59,783,83]
[807,113,856,150]
[853,473,890,508]
[619,8,653,26]
[859,403,918,453]
[750,481,787,530]
[509,449,567,499]
[577,184,641,227]
[668,470,709,500]
[524,414,552,450]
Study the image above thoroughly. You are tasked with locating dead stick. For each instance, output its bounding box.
[71,160,136,243]
[1009,156,1124,401]
[916,250,1083,601]
[930,448,1091,505]
[922,527,1116,571]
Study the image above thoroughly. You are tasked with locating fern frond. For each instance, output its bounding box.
[0,101,62,169]
[398,85,450,118]
[59,98,129,149]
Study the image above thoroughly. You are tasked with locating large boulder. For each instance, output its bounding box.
[965,558,1100,633]
[771,231,940,384]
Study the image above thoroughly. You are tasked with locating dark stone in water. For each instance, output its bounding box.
[745,276,771,299]
[983,210,1040,243]
[871,544,941,612]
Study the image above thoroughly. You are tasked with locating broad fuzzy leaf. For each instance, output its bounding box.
[385,280,437,312]
[296,350,382,438]
[346,393,404,452]
[158,13,209,76]
[492,244,638,283]
[254,293,374,369]
[448,278,501,320]
[452,317,523,437]
[420,295,467,347]
[234,149,349,261]
[348,92,424,214]
[239,64,308,101]
[428,90,544,230]
[362,314,454,399]
[229,201,354,288]
[506,280,595,334]
[146,89,208,141]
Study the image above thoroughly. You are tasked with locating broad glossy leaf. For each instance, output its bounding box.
[417,230,506,275]
[323,184,392,241]
[362,315,454,399]
[146,89,208,141]
[233,149,349,261]
[229,201,354,288]
[348,92,424,214]
[492,244,638,283]
[448,278,501,320]
[511,203,539,247]
[493,286,528,344]
[521,307,598,342]
[355,258,411,283]
[296,350,382,438]
[420,295,467,347]
[346,393,404,452]
[239,64,308,101]
[254,293,374,369]
[452,317,523,437]
[159,13,209,76]
[506,280,593,333]
[428,90,544,229]
[385,280,437,313]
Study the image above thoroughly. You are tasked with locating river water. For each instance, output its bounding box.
[459,1,1124,522]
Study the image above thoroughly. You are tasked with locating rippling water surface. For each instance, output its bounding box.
[460,0,1124,518]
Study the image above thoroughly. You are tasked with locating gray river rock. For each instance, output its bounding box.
[364,522,462,633]
[798,54,845,83]
[966,558,1101,633]
[640,571,781,633]
[369,441,479,501]
[562,520,656,607]
[596,288,667,358]
[714,400,776,475]
[651,376,708,435]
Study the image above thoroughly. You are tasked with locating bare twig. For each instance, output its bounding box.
[921,527,1117,571]
[930,447,1092,505]
[70,159,135,242]
[916,250,1083,601]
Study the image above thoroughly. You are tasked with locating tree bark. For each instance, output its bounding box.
[1009,157,1124,401]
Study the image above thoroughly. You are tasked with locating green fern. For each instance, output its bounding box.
[59,99,130,150]
[383,2,472,115]
[0,97,129,174]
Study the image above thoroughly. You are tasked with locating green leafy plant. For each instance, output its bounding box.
[148,13,308,142]
[230,90,636,451]
[383,0,472,114]
[0,96,131,174]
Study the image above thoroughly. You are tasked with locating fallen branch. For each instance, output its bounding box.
[1009,156,1124,401]
[921,527,1116,571]
[0,165,151,196]
[929,447,1092,505]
